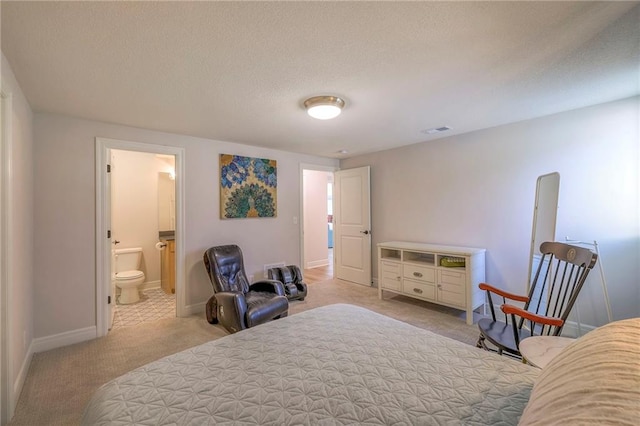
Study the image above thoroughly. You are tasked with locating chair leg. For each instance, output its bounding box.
[477,334,500,355]
[477,332,521,359]
[476,334,486,349]
[206,296,218,324]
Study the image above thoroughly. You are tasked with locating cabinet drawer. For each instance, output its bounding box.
[403,264,435,283]
[403,279,436,301]
[439,269,466,287]
[381,261,402,290]
[438,288,465,307]
[381,260,401,274]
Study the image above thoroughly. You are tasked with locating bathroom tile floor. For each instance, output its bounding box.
[112,288,176,329]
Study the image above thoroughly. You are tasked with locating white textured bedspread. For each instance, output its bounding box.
[82,304,538,425]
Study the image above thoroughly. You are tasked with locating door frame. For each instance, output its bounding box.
[299,163,338,274]
[0,89,14,423]
[95,137,185,337]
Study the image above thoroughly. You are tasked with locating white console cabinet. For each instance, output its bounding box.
[378,241,486,325]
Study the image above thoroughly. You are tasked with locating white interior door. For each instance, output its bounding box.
[107,151,115,330]
[97,146,116,334]
[334,166,371,286]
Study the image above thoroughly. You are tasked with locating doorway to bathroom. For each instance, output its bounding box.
[109,150,177,330]
[95,137,185,338]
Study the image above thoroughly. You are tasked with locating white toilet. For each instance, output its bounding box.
[114,247,145,304]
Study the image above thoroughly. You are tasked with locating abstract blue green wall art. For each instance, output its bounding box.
[220,154,277,219]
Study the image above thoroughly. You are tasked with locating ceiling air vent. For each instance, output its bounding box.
[421,126,451,135]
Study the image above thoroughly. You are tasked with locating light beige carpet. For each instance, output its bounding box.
[9,279,483,425]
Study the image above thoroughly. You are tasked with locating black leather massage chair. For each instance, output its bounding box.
[203,245,289,334]
[267,265,308,301]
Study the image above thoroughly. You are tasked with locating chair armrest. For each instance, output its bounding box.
[249,279,286,296]
[479,283,529,303]
[501,304,565,328]
[215,291,248,333]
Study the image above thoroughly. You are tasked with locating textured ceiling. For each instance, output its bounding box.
[2,1,639,158]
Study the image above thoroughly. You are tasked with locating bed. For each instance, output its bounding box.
[82,304,538,424]
[82,304,639,425]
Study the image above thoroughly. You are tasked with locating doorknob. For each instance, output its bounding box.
[360,230,370,235]
[113,240,121,245]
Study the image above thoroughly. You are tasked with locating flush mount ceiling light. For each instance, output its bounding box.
[304,96,345,120]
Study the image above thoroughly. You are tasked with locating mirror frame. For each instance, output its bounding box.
[528,172,560,290]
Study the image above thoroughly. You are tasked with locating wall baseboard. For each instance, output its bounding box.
[14,322,110,409]
[17,301,204,415]
[31,299,205,354]
[306,259,329,269]
[183,301,206,317]
[561,320,596,338]
[12,340,33,419]
[140,280,161,291]
[32,326,97,354]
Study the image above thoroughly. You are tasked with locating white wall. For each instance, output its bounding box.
[1,53,35,421]
[33,112,338,339]
[303,170,329,268]
[111,150,174,286]
[341,96,639,327]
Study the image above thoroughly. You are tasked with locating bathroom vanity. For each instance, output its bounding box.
[158,170,176,295]
[160,232,175,294]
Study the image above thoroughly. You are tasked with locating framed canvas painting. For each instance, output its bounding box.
[219,154,277,218]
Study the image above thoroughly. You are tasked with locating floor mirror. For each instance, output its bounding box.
[528,172,560,291]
